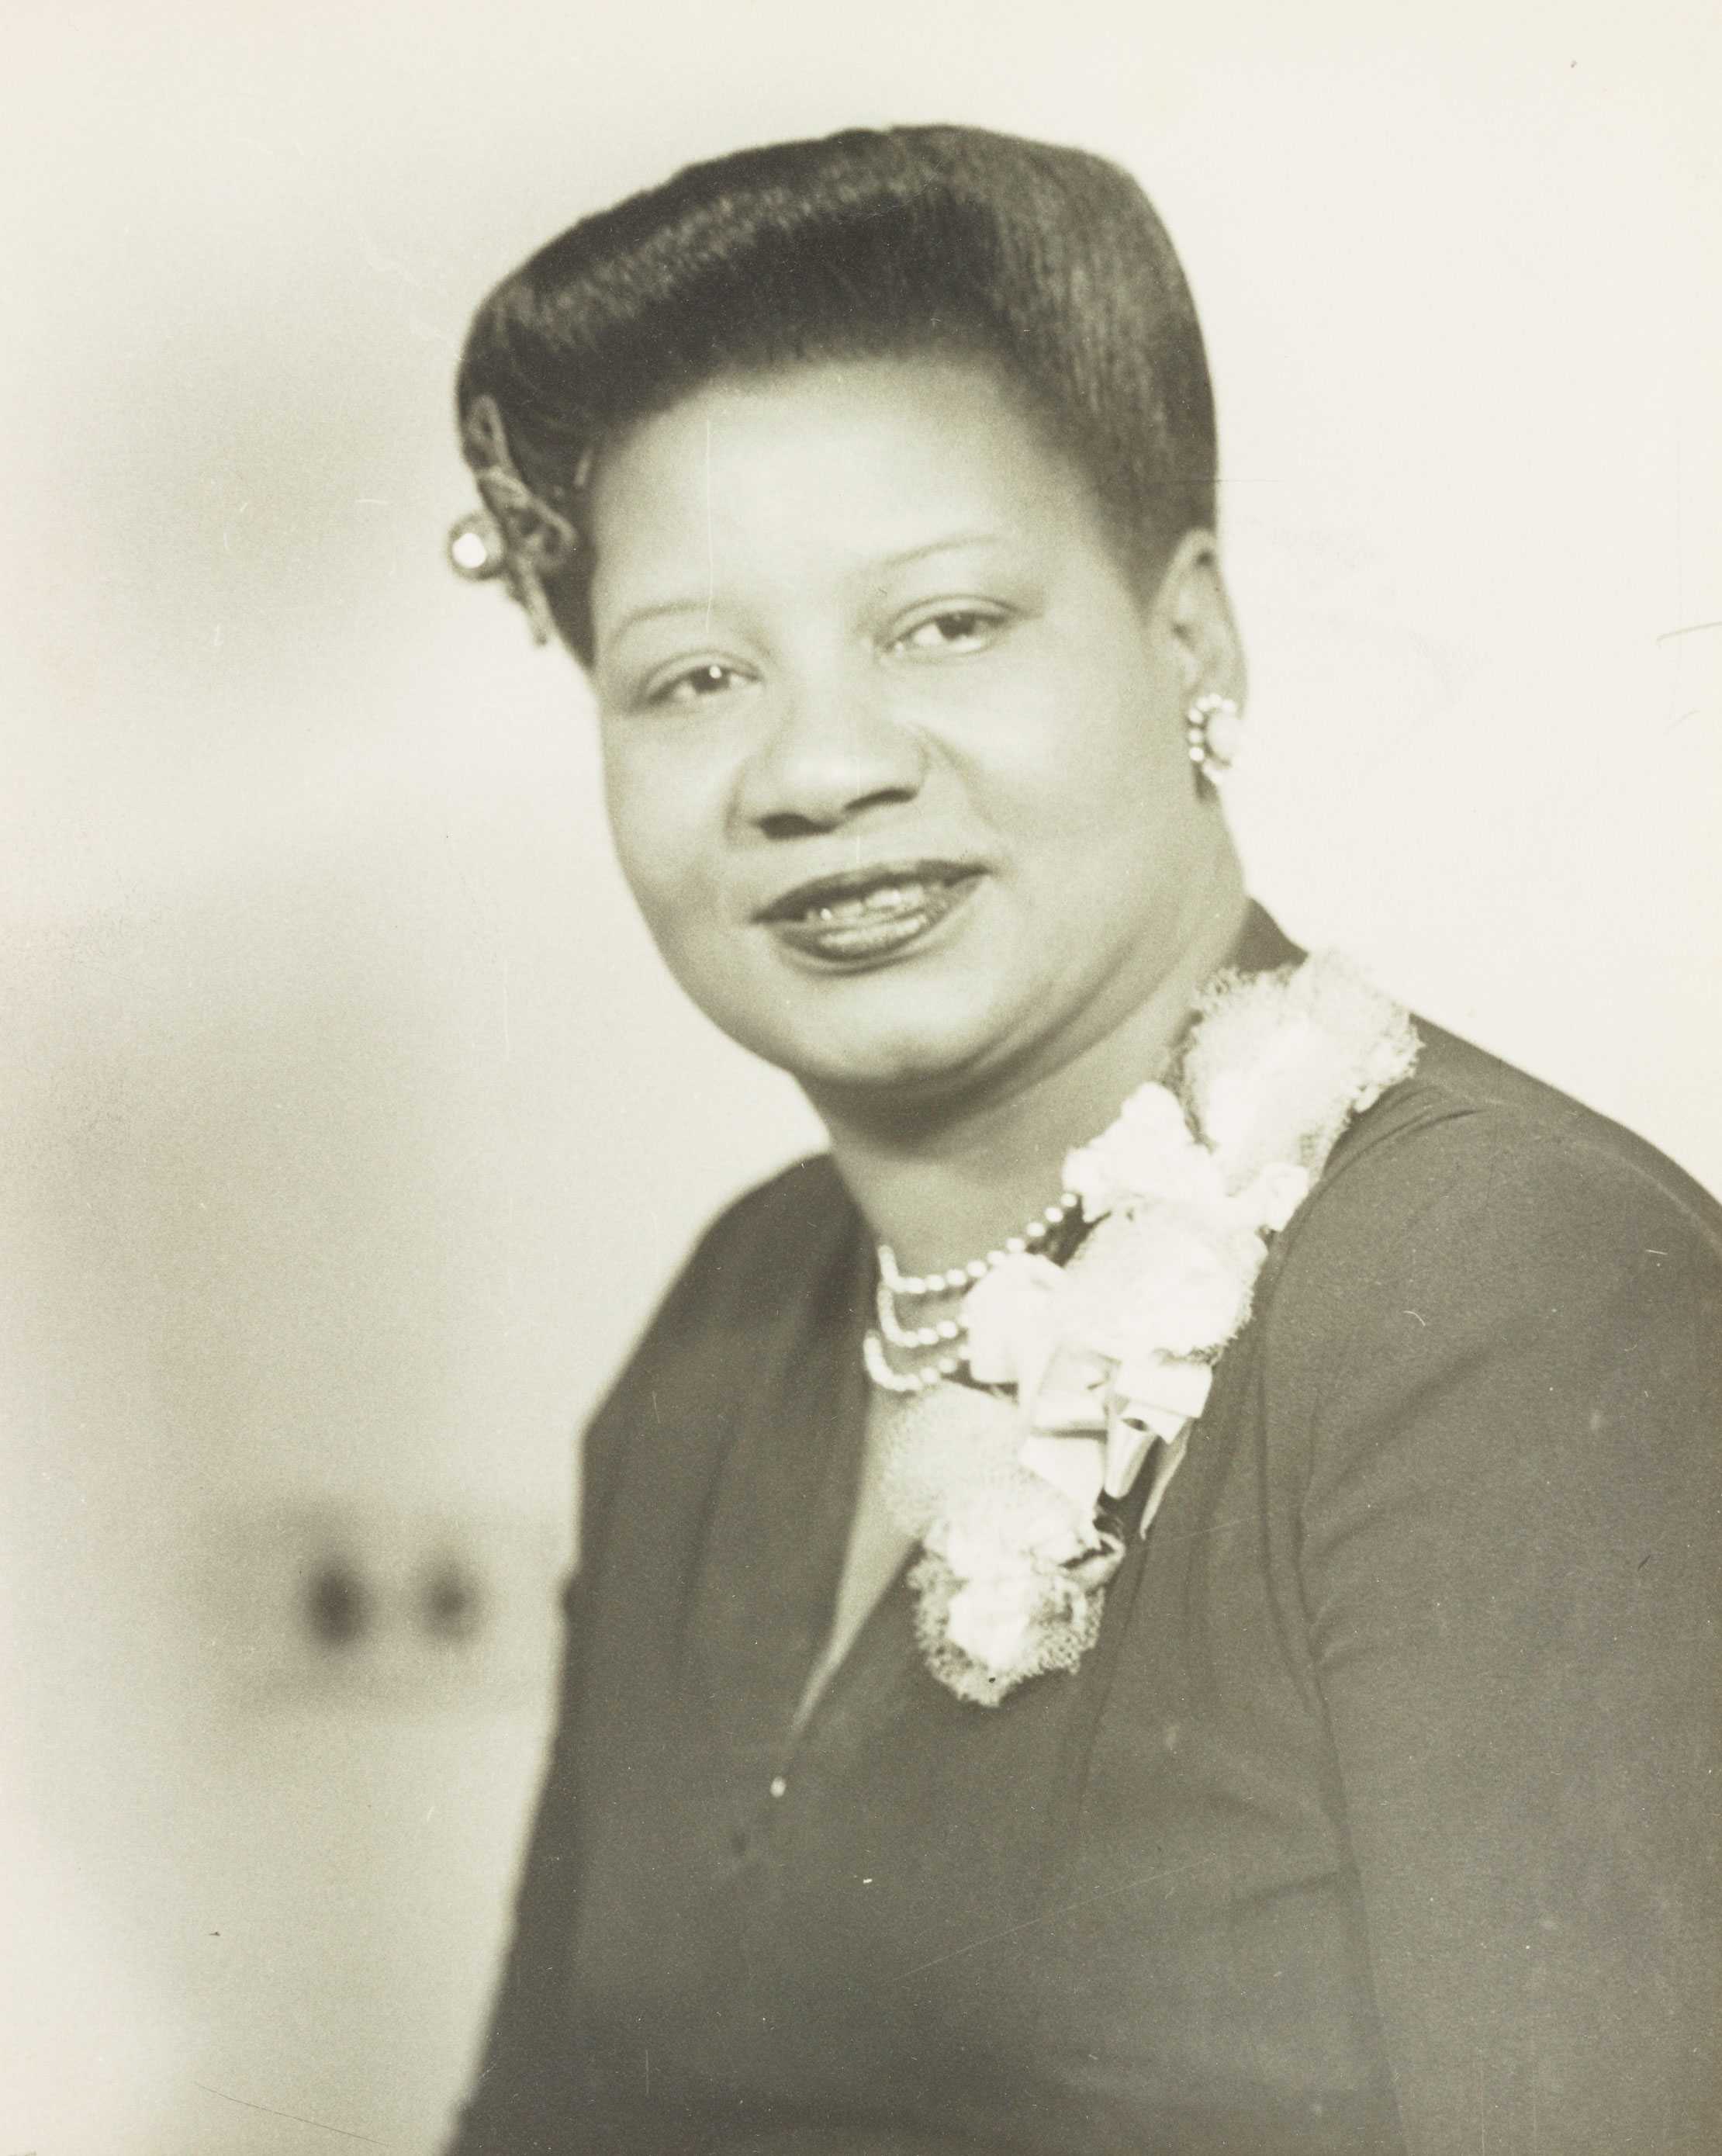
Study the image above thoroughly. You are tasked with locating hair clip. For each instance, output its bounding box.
[448,393,578,645]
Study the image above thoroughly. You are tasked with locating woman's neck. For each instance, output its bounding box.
[814,864,1249,1279]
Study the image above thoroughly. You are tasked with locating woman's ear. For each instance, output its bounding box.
[1153,528,1247,711]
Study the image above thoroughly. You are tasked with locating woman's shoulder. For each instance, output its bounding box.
[574,1154,860,1552]
[1257,1012,1722,1431]
[1298,1012,1720,1281]
[1230,905,1719,1280]
[586,1153,857,1413]
[683,1149,859,1294]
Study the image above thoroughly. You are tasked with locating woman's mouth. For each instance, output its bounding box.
[756,863,983,965]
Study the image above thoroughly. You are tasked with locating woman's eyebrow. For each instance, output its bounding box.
[606,535,1013,646]
[606,595,714,645]
[874,532,1008,570]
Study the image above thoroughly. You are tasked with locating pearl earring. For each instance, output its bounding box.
[1184,693,1243,786]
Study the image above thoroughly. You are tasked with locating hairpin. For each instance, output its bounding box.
[448,394,579,645]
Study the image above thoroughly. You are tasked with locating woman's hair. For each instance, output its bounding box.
[454,124,1216,658]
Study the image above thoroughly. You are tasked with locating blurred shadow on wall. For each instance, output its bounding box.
[2,863,566,2156]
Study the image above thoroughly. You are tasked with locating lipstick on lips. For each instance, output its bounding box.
[756,860,984,964]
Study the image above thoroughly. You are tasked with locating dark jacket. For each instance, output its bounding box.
[451,916,1722,2155]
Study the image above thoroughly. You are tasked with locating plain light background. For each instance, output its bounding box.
[2,3,1717,2151]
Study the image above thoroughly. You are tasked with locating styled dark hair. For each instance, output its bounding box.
[453,124,1217,659]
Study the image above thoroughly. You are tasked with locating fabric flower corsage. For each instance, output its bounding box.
[880,953,1419,1705]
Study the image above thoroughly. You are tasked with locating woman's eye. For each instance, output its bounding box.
[892,608,1004,656]
[645,659,749,708]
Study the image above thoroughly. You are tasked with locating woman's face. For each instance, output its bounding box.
[585,357,1232,1111]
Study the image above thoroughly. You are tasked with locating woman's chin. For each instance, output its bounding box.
[748,988,1031,1109]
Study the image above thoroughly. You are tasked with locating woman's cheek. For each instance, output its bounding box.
[603,737,704,897]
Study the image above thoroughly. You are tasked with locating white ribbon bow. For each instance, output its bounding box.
[1018,1344,1212,1525]
[963,1250,1214,1525]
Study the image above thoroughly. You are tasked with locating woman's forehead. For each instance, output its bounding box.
[585,357,1100,615]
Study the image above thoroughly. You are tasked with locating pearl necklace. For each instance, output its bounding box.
[865,1190,1080,1395]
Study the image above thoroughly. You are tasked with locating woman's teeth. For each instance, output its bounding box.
[766,872,973,963]
[804,881,927,923]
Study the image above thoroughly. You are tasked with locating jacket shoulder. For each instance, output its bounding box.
[1257,1017,1722,1418]
[1311,1016,1720,1263]
[578,1154,856,1500]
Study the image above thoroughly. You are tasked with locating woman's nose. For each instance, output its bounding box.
[732,679,926,838]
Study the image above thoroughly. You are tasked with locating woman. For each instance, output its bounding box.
[442,126,1720,2154]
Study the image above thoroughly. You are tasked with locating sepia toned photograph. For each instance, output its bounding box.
[2,5,1717,2153]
